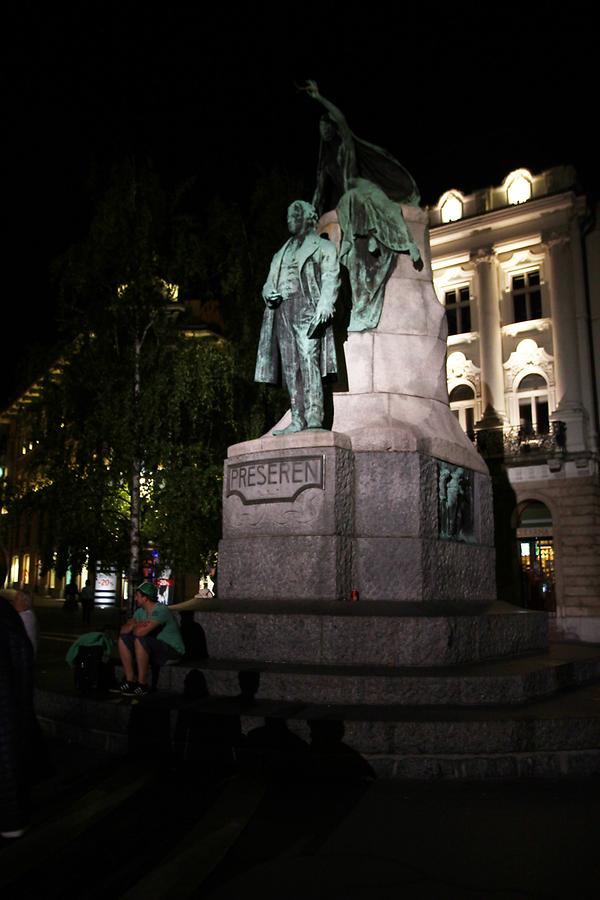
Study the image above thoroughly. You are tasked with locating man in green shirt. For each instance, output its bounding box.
[115,581,184,697]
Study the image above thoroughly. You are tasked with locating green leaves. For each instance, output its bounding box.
[7,161,302,588]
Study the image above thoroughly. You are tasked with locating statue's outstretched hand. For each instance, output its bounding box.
[299,79,320,97]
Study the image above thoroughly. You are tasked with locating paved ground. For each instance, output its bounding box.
[3,597,600,899]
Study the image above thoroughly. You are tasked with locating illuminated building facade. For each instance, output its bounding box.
[429,166,600,640]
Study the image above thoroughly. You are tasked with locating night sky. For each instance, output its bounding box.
[2,2,596,406]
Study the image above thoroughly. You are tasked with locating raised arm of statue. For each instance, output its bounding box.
[303,81,352,143]
[301,80,357,196]
[301,79,420,210]
[299,81,422,333]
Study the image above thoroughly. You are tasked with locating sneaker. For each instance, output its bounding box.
[132,683,150,697]
[112,680,138,696]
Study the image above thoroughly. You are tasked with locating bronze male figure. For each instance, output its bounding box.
[255,200,339,434]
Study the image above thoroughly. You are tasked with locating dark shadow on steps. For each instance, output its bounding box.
[307,718,377,783]
[172,669,242,779]
[238,718,311,781]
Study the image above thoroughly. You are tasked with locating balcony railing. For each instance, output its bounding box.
[472,421,566,461]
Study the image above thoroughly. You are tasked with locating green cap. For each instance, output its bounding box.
[135,581,158,601]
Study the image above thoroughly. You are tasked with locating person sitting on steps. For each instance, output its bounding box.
[114,581,184,697]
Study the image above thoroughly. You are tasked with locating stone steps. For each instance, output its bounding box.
[35,688,132,754]
[154,642,600,707]
[35,679,600,781]
[189,599,549,667]
[34,641,600,780]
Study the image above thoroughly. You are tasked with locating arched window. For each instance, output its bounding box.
[439,190,464,223]
[505,169,533,205]
[449,383,476,436]
[517,373,549,435]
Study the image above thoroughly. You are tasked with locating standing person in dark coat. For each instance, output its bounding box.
[64,578,79,614]
[0,595,35,839]
[80,579,95,627]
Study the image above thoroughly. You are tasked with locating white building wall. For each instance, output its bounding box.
[430,167,600,642]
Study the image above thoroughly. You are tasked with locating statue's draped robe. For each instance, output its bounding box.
[338,179,421,331]
[315,131,421,332]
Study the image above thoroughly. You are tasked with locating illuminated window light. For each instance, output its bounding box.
[438,190,464,223]
[505,169,533,205]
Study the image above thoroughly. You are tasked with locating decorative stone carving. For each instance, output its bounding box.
[447,351,482,395]
[471,247,496,267]
[503,338,554,390]
[438,462,474,543]
[542,229,571,251]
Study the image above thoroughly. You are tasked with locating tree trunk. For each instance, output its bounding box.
[128,336,142,612]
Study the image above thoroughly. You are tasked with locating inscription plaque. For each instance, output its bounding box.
[226,454,325,505]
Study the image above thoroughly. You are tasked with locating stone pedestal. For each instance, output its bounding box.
[218,429,496,608]
[323,205,490,471]
[219,431,353,603]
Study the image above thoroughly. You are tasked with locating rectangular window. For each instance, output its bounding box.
[512,270,542,322]
[465,406,475,434]
[519,397,549,434]
[537,398,549,433]
[519,398,533,433]
[445,286,471,335]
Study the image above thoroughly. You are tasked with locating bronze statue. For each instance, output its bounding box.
[301,81,423,331]
[254,200,339,434]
